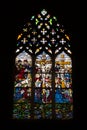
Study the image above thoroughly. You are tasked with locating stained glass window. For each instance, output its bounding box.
[13,9,73,119]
